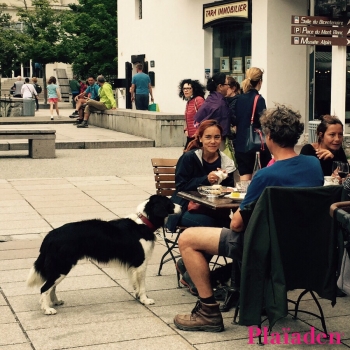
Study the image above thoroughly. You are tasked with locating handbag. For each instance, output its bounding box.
[188,200,201,212]
[244,94,265,152]
[148,103,160,112]
[337,246,350,295]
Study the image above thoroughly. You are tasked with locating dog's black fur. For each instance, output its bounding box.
[27,195,180,315]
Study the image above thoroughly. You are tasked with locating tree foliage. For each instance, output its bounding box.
[0,3,23,77]
[8,0,117,85]
[17,0,73,65]
[16,0,76,102]
[64,0,117,78]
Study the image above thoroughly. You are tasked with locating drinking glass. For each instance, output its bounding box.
[337,162,349,180]
[236,180,251,193]
[332,161,340,177]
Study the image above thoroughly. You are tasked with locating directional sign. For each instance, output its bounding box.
[291,36,350,46]
[291,15,349,26]
[291,25,350,36]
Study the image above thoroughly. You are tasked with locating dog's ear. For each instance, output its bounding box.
[145,195,174,218]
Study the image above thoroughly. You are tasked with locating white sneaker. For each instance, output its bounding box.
[51,116,54,120]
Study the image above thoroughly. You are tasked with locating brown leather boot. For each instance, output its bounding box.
[174,300,224,332]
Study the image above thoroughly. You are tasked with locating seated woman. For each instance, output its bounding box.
[300,115,347,176]
[169,119,236,230]
[167,119,236,295]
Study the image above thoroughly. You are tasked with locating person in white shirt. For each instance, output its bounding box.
[21,78,38,99]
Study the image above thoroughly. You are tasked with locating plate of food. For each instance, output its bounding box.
[220,186,236,193]
[197,185,226,197]
[224,192,246,200]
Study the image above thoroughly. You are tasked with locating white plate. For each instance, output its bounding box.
[224,193,246,200]
[221,187,236,193]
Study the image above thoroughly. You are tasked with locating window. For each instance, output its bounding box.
[213,22,251,80]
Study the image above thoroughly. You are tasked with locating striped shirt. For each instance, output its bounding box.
[184,96,205,137]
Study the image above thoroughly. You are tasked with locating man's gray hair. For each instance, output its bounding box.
[97,75,105,83]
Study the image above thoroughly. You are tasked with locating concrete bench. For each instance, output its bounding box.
[0,129,56,158]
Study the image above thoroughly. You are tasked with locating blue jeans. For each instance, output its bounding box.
[135,94,149,110]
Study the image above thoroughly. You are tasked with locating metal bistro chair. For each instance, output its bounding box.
[151,158,230,287]
[151,158,186,284]
[235,186,344,344]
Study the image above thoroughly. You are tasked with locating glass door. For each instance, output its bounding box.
[314,47,332,119]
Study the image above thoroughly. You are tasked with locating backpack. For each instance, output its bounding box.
[34,84,42,94]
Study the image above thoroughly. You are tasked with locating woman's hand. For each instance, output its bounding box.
[217,168,227,174]
[208,171,219,184]
[315,148,334,160]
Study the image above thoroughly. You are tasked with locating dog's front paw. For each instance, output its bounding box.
[53,299,64,306]
[44,307,57,315]
[140,297,155,305]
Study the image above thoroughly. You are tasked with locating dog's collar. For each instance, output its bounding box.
[137,213,157,232]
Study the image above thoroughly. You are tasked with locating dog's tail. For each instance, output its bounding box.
[26,253,46,287]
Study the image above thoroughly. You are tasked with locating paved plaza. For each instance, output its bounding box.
[0,110,349,349]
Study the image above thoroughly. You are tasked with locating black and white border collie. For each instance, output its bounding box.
[26,195,181,315]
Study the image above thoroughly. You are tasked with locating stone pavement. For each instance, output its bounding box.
[0,109,349,349]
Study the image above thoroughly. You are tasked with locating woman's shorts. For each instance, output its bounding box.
[48,98,58,103]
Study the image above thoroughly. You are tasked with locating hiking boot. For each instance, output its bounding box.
[77,121,88,128]
[174,300,224,332]
[176,259,198,296]
[73,119,83,125]
[181,272,198,296]
[69,111,79,118]
[176,258,186,276]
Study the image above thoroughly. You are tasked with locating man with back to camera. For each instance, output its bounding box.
[12,76,24,97]
[130,63,154,110]
[173,104,324,333]
[77,75,116,128]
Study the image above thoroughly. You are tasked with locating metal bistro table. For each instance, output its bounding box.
[177,191,241,211]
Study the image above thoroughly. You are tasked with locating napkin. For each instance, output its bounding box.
[214,170,227,184]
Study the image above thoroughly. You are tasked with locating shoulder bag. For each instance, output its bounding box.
[26,85,37,99]
[244,94,265,152]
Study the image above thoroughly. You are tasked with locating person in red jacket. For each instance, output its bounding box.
[178,79,206,149]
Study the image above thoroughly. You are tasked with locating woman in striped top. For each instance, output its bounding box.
[178,79,206,149]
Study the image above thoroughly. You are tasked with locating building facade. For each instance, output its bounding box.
[118,0,350,136]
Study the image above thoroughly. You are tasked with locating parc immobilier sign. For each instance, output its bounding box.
[291,15,350,46]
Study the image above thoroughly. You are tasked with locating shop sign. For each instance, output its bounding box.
[291,25,350,36]
[291,15,349,26]
[291,36,350,46]
[203,1,248,27]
